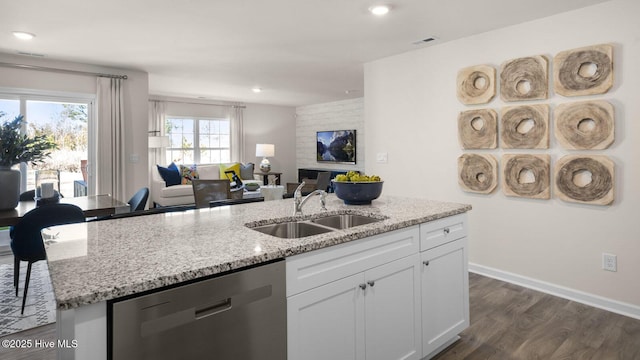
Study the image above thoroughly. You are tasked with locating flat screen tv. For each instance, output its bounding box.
[317,130,356,164]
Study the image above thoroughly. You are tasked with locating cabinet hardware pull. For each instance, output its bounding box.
[443,228,450,235]
[367,281,375,287]
[359,283,367,290]
[423,261,430,266]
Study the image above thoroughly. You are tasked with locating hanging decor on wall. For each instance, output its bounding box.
[554,44,613,97]
[454,43,616,205]
[555,100,614,150]
[502,154,550,199]
[457,153,498,194]
[554,155,614,205]
[458,109,498,149]
[500,104,549,149]
[499,55,549,102]
[456,65,496,105]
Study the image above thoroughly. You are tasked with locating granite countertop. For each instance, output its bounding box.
[45,195,471,310]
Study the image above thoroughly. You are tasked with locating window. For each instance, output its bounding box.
[0,94,94,197]
[165,116,230,164]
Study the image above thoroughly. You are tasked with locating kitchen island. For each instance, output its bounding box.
[46,195,471,360]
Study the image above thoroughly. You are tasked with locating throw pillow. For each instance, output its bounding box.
[240,162,255,180]
[179,164,199,185]
[197,164,220,180]
[157,163,181,186]
[219,163,242,180]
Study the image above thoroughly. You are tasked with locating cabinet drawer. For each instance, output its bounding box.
[419,213,467,251]
[286,226,420,297]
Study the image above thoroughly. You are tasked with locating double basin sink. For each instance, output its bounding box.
[248,213,385,239]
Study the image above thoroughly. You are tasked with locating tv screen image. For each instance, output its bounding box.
[317,130,356,164]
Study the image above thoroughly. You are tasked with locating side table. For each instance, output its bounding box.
[255,171,282,186]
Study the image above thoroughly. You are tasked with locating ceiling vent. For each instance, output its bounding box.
[17,51,45,57]
[412,37,437,45]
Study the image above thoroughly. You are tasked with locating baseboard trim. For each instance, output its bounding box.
[469,263,640,320]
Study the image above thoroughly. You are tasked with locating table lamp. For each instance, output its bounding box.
[148,131,170,148]
[256,144,275,172]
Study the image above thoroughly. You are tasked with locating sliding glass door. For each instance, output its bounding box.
[0,94,95,197]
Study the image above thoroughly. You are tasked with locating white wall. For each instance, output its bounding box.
[365,0,640,309]
[296,98,365,173]
[0,53,149,202]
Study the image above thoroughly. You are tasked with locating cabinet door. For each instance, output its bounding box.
[287,273,366,360]
[421,238,469,357]
[365,254,422,360]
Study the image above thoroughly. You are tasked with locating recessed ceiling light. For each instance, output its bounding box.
[252,87,262,93]
[13,31,36,40]
[369,5,390,16]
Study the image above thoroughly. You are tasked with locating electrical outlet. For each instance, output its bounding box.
[376,152,388,163]
[602,253,617,272]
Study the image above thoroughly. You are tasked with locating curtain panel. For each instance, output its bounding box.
[96,77,126,202]
[149,100,167,171]
[229,106,244,163]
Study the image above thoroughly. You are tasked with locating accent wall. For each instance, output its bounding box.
[296,98,365,173]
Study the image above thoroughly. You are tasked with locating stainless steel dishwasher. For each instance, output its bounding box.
[110,260,286,360]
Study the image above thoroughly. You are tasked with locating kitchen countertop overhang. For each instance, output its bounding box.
[45,195,471,310]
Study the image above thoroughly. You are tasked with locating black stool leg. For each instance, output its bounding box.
[14,257,20,296]
[21,262,33,315]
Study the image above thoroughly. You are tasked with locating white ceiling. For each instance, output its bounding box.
[2,0,608,107]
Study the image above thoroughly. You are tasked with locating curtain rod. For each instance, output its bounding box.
[0,61,128,79]
[151,98,246,109]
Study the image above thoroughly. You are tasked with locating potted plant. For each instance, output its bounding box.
[0,113,56,210]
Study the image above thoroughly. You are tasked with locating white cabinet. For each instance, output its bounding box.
[287,255,421,360]
[286,213,469,360]
[287,227,421,360]
[419,213,469,359]
[287,273,366,360]
[365,254,421,360]
[420,238,469,357]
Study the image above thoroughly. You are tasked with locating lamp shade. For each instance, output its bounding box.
[149,136,170,148]
[256,144,275,157]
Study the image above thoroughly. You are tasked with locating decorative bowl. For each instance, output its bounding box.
[332,181,384,205]
[245,182,261,191]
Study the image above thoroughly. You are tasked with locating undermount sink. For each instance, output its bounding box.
[248,213,386,239]
[311,214,384,229]
[251,221,334,239]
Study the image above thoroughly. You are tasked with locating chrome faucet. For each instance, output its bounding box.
[293,181,327,216]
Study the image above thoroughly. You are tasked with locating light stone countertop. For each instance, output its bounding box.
[45,195,471,310]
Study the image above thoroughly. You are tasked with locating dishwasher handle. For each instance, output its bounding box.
[195,298,232,320]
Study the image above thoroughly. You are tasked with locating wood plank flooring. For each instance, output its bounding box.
[0,324,56,360]
[1,273,638,359]
[433,273,640,360]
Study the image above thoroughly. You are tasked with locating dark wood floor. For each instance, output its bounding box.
[0,324,56,360]
[434,273,640,360]
[1,273,638,359]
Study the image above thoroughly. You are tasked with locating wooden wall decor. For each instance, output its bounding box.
[456,65,496,105]
[554,44,613,97]
[502,154,550,199]
[500,56,548,102]
[555,100,614,150]
[458,154,498,194]
[555,155,614,205]
[500,104,549,149]
[458,109,498,149]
